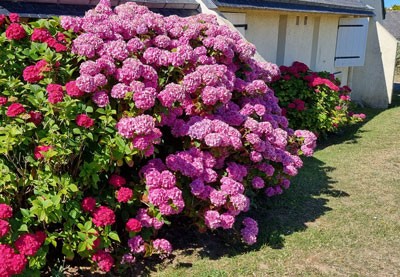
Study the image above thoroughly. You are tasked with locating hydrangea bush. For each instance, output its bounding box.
[0,2,316,275]
[271,61,365,137]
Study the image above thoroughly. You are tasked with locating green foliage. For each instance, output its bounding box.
[271,62,365,138]
[0,17,111,273]
[390,4,400,10]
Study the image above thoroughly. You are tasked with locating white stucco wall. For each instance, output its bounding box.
[284,15,314,66]
[245,11,280,63]
[315,16,339,72]
[352,20,397,108]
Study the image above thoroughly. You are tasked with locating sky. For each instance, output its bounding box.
[385,0,400,7]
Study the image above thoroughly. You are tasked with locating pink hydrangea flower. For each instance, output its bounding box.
[241,217,258,245]
[76,114,94,128]
[0,219,10,237]
[152,238,172,255]
[116,187,133,203]
[0,96,7,106]
[47,84,64,104]
[15,231,46,256]
[92,90,109,107]
[0,244,27,276]
[6,23,26,40]
[92,206,116,227]
[6,103,25,117]
[0,204,12,219]
[81,197,97,213]
[92,250,114,272]
[28,111,43,126]
[128,235,145,253]
[31,28,51,42]
[126,218,142,232]
[65,80,84,97]
[204,210,221,229]
[109,174,126,188]
[34,145,52,160]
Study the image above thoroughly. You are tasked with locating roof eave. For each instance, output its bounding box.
[213,1,375,17]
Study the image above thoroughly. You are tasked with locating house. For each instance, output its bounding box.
[199,0,397,108]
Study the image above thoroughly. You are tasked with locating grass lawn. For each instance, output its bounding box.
[148,92,400,277]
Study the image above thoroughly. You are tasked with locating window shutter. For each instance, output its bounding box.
[334,18,369,67]
[221,12,247,37]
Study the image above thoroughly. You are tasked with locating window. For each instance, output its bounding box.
[334,17,369,67]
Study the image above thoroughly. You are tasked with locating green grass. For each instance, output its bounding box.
[148,94,400,277]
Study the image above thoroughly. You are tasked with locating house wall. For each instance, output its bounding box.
[245,11,279,63]
[219,8,348,83]
[352,21,397,108]
[284,14,314,66]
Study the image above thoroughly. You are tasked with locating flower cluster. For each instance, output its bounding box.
[0,204,12,238]
[22,60,50,83]
[92,250,114,272]
[0,204,45,277]
[0,244,27,277]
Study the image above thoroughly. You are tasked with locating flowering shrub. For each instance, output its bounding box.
[0,2,316,275]
[271,61,365,137]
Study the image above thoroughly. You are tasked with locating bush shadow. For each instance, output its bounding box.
[137,156,348,273]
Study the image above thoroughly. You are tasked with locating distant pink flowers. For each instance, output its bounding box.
[109,174,126,188]
[82,197,97,213]
[23,60,50,83]
[6,103,25,117]
[116,187,133,203]
[47,84,64,104]
[0,204,12,219]
[5,23,26,40]
[76,114,94,128]
[15,231,46,256]
[92,206,116,227]
[92,250,114,272]
[34,145,52,160]
[126,218,142,232]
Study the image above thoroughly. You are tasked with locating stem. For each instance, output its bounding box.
[5,153,24,177]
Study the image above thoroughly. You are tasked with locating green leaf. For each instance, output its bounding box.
[85,106,94,113]
[84,221,92,230]
[108,231,120,242]
[62,244,75,260]
[86,132,93,140]
[68,184,78,192]
[78,242,87,253]
[18,224,28,232]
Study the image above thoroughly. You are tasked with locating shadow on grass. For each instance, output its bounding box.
[317,82,400,150]
[137,155,348,273]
